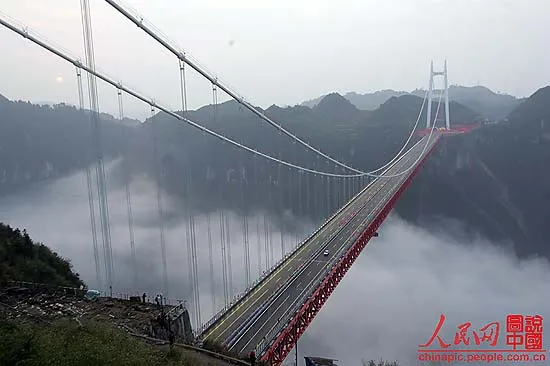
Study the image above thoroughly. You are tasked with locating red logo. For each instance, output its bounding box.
[419,314,545,351]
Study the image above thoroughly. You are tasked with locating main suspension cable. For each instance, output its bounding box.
[0,16,427,180]
[151,105,169,300]
[0,18,436,182]
[105,0,432,178]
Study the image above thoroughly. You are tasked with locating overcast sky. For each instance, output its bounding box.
[1,0,549,120]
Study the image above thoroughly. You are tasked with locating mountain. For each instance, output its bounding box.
[301,85,523,121]
[507,85,550,134]
[312,93,361,121]
[132,87,550,259]
[302,89,409,110]
[127,92,477,217]
[346,90,410,110]
[445,85,523,120]
[397,85,550,258]
[368,94,478,126]
[0,97,138,196]
[1,86,548,260]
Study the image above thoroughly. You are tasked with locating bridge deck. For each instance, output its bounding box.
[201,133,440,357]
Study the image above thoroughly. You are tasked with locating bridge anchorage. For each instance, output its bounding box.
[0,2,458,364]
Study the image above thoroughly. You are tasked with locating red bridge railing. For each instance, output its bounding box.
[260,137,441,365]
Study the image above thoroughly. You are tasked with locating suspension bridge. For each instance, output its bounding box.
[1,1,465,364]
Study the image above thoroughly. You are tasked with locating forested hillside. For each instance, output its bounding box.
[399,86,550,258]
[0,96,136,196]
[1,86,548,259]
[0,222,83,287]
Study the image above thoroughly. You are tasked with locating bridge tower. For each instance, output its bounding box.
[426,60,450,130]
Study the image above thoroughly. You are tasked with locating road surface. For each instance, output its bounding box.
[202,133,440,356]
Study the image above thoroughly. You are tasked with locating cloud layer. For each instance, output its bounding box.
[0,167,547,366]
[296,216,549,365]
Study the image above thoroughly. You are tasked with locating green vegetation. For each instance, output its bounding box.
[0,222,83,287]
[135,92,478,220]
[0,318,195,366]
[398,85,550,258]
[0,225,234,365]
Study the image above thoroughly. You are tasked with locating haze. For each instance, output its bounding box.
[1,0,549,120]
[0,157,547,366]
[1,1,549,365]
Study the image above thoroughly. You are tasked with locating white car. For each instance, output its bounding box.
[323,250,329,256]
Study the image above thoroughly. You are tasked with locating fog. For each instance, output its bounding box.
[2,0,549,120]
[295,216,549,365]
[0,165,548,366]
[0,162,319,325]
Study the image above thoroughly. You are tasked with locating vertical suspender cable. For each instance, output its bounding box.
[80,0,113,294]
[325,160,330,218]
[151,105,168,300]
[240,150,251,287]
[179,60,200,327]
[314,155,320,220]
[255,146,262,276]
[306,169,310,221]
[180,60,194,320]
[335,164,341,210]
[292,140,299,246]
[117,88,137,291]
[262,133,269,269]
[219,208,228,307]
[278,131,284,260]
[347,172,353,201]
[225,211,233,300]
[179,59,188,116]
[207,213,215,316]
[266,176,272,267]
[264,207,269,269]
[343,165,348,205]
[188,172,201,328]
[212,84,228,308]
[296,170,304,224]
[185,178,193,313]
[204,85,215,316]
[287,164,294,247]
[76,66,101,289]
[201,80,215,317]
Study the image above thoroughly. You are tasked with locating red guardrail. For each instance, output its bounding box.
[261,136,442,365]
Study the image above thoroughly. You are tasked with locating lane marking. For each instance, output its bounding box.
[238,293,292,353]
[211,137,435,344]
[239,149,424,350]
[238,210,379,352]
[235,159,411,351]
[204,171,384,341]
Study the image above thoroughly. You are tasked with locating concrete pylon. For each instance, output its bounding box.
[426,60,450,130]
